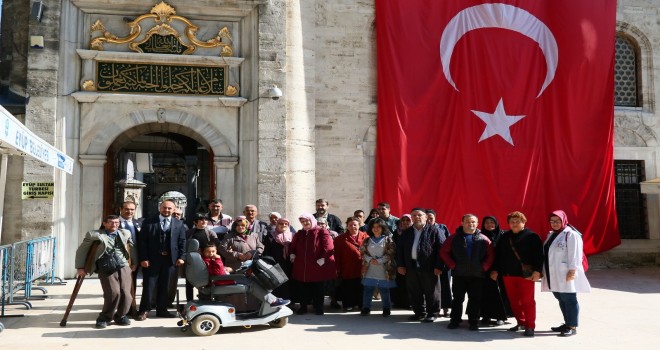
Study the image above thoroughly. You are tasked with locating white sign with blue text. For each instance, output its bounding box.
[0,106,73,174]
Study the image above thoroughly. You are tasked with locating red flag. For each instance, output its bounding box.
[375,0,620,255]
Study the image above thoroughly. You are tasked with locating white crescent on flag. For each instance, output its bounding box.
[440,3,559,98]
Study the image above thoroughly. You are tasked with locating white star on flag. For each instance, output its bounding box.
[471,99,526,146]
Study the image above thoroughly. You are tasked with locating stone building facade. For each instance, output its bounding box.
[0,0,658,277]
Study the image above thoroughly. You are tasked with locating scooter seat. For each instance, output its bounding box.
[200,284,248,295]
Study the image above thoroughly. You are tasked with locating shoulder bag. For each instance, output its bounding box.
[508,236,533,278]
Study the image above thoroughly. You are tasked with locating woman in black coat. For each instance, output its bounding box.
[490,211,544,337]
[263,218,294,300]
[479,216,510,325]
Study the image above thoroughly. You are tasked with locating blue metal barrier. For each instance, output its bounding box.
[24,237,52,298]
[1,244,10,331]
[7,236,62,306]
[8,240,33,308]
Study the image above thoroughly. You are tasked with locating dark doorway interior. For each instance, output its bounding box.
[105,132,212,223]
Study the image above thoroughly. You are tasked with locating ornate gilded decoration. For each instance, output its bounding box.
[225,85,239,97]
[81,80,96,91]
[150,1,177,21]
[96,61,226,95]
[89,1,233,56]
[132,24,192,54]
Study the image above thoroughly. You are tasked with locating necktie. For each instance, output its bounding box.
[162,218,170,232]
[124,221,135,235]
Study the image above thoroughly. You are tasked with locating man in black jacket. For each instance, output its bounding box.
[136,199,186,320]
[440,214,494,330]
[314,198,344,234]
[395,208,445,322]
[119,201,141,315]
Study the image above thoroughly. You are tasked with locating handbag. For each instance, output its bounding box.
[520,263,534,278]
[96,235,126,275]
[509,237,534,278]
[96,251,123,275]
[251,256,289,290]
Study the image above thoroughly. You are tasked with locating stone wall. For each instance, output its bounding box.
[590,1,660,263]
[313,0,377,220]
[21,0,62,239]
[5,0,660,269]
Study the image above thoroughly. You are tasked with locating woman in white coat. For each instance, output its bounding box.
[542,210,590,337]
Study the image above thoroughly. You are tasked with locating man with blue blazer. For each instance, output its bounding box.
[136,199,186,320]
[118,201,141,304]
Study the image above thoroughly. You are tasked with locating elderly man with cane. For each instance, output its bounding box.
[74,215,137,328]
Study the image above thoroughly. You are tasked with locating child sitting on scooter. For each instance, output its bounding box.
[202,245,290,308]
[202,245,233,285]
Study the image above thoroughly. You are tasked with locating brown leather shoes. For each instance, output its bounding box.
[136,311,148,321]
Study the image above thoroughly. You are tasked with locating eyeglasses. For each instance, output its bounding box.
[549,220,562,224]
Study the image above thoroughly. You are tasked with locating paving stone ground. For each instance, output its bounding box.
[1,266,658,350]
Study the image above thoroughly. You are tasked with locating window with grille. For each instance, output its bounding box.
[614,35,641,107]
[614,160,647,239]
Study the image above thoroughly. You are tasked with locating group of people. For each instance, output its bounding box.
[399,209,590,337]
[75,198,591,339]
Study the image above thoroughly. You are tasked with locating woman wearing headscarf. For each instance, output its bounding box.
[479,216,510,325]
[365,208,380,226]
[289,213,337,315]
[490,211,543,337]
[542,210,591,337]
[263,217,294,300]
[218,217,264,271]
[334,217,369,311]
[360,218,397,317]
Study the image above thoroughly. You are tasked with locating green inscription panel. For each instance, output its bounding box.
[96,61,226,95]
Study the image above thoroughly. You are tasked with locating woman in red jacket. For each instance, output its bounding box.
[289,213,337,315]
[334,217,369,311]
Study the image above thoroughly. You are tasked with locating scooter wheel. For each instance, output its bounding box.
[191,314,221,336]
[180,326,189,333]
[268,317,288,328]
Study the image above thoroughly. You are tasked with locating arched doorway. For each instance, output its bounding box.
[104,128,214,222]
[75,105,243,277]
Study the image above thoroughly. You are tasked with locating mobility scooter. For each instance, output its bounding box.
[178,239,292,336]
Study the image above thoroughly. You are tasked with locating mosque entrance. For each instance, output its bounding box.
[104,130,214,222]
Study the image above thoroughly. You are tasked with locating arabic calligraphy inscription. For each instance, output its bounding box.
[96,61,226,95]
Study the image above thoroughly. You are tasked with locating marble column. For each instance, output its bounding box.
[214,156,239,217]
[78,154,107,239]
[285,0,317,218]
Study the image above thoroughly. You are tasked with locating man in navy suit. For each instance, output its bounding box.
[136,199,186,320]
[119,201,141,314]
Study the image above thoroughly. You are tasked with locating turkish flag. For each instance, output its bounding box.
[375,0,620,255]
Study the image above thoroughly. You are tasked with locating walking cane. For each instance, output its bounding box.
[60,241,100,327]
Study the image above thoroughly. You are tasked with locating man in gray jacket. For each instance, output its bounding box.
[75,215,137,328]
